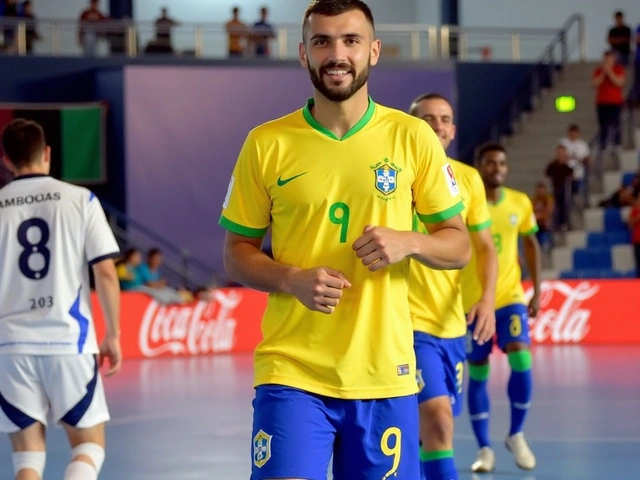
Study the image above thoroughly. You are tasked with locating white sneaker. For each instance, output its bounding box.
[470,446,495,473]
[505,432,536,470]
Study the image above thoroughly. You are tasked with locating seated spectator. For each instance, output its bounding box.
[629,190,640,278]
[138,248,167,288]
[116,248,143,291]
[545,144,574,231]
[600,168,640,208]
[559,124,590,198]
[135,247,189,304]
[531,181,554,250]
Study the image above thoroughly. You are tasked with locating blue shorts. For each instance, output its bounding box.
[251,385,419,480]
[414,332,466,416]
[466,303,530,362]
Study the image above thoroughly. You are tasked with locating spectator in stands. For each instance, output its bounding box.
[2,0,18,52]
[226,6,247,57]
[22,1,40,54]
[593,50,626,154]
[608,11,632,67]
[629,191,640,278]
[116,248,143,291]
[252,6,275,57]
[531,181,554,251]
[137,248,167,289]
[78,0,108,56]
[154,7,180,53]
[560,124,590,203]
[598,169,639,208]
[545,144,574,231]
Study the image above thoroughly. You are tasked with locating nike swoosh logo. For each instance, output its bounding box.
[277,172,308,186]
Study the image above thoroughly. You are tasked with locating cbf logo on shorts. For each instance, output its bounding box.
[253,429,272,468]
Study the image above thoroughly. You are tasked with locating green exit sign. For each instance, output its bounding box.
[555,95,576,113]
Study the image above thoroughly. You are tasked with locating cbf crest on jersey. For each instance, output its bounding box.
[371,158,402,196]
[253,429,272,468]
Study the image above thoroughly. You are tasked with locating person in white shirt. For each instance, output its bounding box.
[0,119,122,480]
[559,124,591,204]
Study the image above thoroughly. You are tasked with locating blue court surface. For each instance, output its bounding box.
[1,345,638,479]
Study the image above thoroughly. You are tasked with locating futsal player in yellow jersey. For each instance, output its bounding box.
[219,1,471,479]
[463,143,542,473]
[408,93,498,480]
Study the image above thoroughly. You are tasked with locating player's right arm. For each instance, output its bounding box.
[220,132,350,314]
[224,233,350,314]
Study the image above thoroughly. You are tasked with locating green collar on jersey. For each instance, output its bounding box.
[302,96,376,141]
[489,187,506,205]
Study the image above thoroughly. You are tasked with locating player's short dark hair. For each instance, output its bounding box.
[1,118,46,169]
[614,10,624,18]
[147,248,162,259]
[302,0,375,41]
[476,142,506,164]
[408,92,453,117]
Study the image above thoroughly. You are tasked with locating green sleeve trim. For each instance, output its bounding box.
[420,449,454,461]
[218,215,268,238]
[507,350,532,372]
[417,201,464,224]
[468,363,490,381]
[521,225,539,236]
[468,219,492,232]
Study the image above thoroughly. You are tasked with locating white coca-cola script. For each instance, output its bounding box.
[525,280,599,343]
[139,290,241,357]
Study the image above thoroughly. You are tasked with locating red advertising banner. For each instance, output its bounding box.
[93,280,640,359]
[92,288,266,359]
[523,279,640,345]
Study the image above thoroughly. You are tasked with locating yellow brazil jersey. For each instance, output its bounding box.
[219,98,464,400]
[409,159,491,338]
[461,187,538,312]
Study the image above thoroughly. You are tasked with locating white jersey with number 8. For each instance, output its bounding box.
[0,175,120,356]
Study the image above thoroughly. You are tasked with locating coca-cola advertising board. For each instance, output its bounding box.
[93,280,640,359]
[92,288,266,358]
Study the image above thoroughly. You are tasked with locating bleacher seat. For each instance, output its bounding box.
[612,244,635,272]
[610,231,631,245]
[573,248,612,270]
[624,270,638,279]
[587,232,607,247]
[584,209,604,232]
[559,270,578,279]
[600,269,622,278]
[604,208,627,232]
[622,172,637,187]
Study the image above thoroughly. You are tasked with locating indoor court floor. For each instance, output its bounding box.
[1,345,638,479]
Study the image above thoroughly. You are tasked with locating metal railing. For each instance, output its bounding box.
[100,200,223,290]
[0,15,587,63]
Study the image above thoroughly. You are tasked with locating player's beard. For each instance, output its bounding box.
[308,59,370,102]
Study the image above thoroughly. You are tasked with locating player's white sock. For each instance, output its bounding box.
[64,443,105,479]
[12,451,46,479]
[63,461,97,479]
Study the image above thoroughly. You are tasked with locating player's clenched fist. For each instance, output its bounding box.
[352,225,410,271]
[289,267,351,314]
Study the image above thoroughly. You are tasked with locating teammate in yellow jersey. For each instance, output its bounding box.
[463,142,542,473]
[408,93,498,480]
[218,1,471,479]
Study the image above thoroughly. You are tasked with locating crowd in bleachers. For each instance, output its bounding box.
[531,10,640,279]
[0,0,278,57]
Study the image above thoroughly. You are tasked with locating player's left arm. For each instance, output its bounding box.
[353,123,470,271]
[462,169,497,343]
[354,214,470,271]
[520,198,542,317]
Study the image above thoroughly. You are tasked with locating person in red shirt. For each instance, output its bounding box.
[593,50,626,152]
[629,190,640,278]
